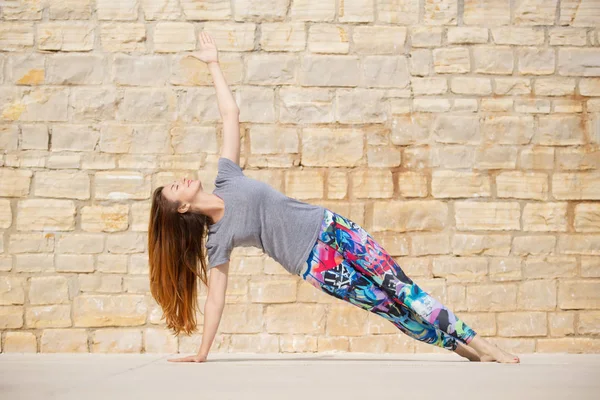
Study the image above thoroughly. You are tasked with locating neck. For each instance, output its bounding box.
[189,192,224,224]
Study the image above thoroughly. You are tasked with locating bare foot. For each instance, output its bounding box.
[454,342,481,362]
[469,336,520,364]
[479,346,520,364]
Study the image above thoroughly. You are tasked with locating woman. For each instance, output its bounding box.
[149,32,519,364]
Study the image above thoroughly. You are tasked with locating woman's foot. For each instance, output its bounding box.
[468,336,520,364]
[454,342,481,362]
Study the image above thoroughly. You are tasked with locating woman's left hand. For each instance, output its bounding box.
[167,353,208,363]
[189,31,218,64]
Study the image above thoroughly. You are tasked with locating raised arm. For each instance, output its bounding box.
[195,31,241,165]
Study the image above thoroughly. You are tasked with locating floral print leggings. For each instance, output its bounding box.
[299,208,477,351]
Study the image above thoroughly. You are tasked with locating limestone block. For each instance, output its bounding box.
[455,202,520,231]
[8,233,54,254]
[492,27,545,45]
[181,0,231,20]
[301,128,363,167]
[535,115,585,145]
[249,278,297,303]
[25,304,71,328]
[467,284,517,312]
[100,23,146,52]
[411,27,443,47]
[523,202,568,231]
[308,24,350,54]
[0,276,26,305]
[512,235,556,256]
[279,88,334,124]
[291,0,336,21]
[3,331,36,352]
[97,0,138,20]
[55,254,94,273]
[448,27,488,44]
[57,233,105,254]
[496,171,548,200]
[558,281,600,309]
[29,276,69,305]
[514,0,558,25]
[372,201,448,232]
[464,0,510,26]
[351,170,393,199]
[432,171,490,198]
[518,48,555,75]
[451,234,511,256]
[353,26,407,54]
[81,205,129,232]
[35,171,90,200]
[38,22,94,51]
[95,171,151,200]
[16,199,75,231]
[73,295,147,327]
[524,256,577,278]
[260,22,306,52]
[482,115,534,144]
[424,0,458,25]
[40,329,88,352]
[497,312,547,337]
[473,46,514,74]
[91,328,142,353]
[106,233,146,254]
[376,0,419,24]
[397,171,428,198]
[338,0,374,22]
[558,48,600,76]
[433,47,470,74]
[575,204,600,232]
[489,258,522,281]
[363,56,410,88]
[549,28,588,46]
[285,170,324,199]
[518,280,557,311]
[153,22,195,52]
[553,173,600,200]
[0,23,34,51]
[432,256,487,282]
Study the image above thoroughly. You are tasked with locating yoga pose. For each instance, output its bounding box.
[148,32,519,364]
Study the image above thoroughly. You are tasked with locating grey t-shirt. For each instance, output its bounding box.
[205,157,326,276]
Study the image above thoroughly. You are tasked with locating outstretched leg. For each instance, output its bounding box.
[316,209,519,363]
[300,243,462,353]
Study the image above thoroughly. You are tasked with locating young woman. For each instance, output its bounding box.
[149,32,520,364]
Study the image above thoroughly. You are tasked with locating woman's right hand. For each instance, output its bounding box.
[190,31,219,64]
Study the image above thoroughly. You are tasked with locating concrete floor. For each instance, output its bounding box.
[1,353,598,400]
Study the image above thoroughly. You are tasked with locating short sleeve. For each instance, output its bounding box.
[205,237,232,269]
[214,157,244,187]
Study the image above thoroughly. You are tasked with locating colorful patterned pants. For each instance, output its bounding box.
[299,209,477,351]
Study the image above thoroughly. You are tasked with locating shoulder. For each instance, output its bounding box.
[215,157,244,185]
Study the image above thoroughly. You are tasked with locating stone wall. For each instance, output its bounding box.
[0,0,599,354]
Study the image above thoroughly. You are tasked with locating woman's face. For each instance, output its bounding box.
[162,177,203,210]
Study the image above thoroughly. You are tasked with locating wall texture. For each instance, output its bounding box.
[1,0,600,354]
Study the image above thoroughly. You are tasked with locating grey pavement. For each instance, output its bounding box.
[1,353,598,400]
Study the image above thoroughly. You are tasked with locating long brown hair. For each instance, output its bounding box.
[148,186,209,336]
